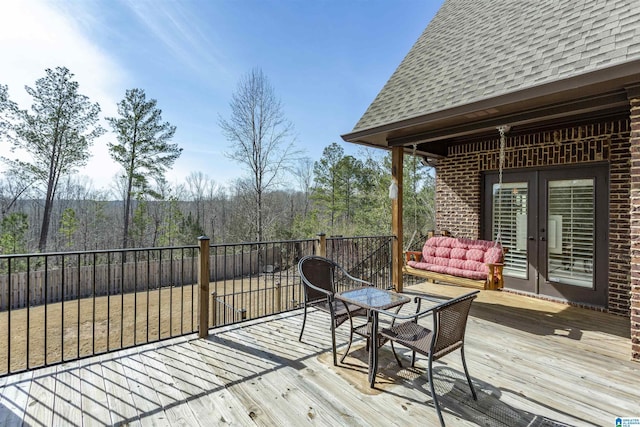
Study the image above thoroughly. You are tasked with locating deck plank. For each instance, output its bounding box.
[2,282,638,427]
[195,332,286,426]
[225,317,365,426]
[119,348,171,427]
[153,338,245,425]
[100,350,143,427]
[137,344,198,426]
[22,365,57,426]
[79,358,112,427]
[0,370,32,427]
[51,361,83,426]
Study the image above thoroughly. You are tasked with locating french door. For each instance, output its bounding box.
[483,165,608,307]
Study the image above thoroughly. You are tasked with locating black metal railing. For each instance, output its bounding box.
[0,234,394,377]
[0,246,200,376]
[326,235,394,289]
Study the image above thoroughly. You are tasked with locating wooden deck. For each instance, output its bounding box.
[0,282,637,426]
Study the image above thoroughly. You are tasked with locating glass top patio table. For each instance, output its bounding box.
[336,286,410,311]
[335,287,410,387]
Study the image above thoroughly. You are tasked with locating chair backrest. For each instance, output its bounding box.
[298,256,336,303]
[431,292,478,360]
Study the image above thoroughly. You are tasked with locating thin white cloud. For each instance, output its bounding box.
[0,0,128,189]
[120,0,230,80]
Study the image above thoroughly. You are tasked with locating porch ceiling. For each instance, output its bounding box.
[342,59,640,159]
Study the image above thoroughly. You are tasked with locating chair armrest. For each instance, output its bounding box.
[405,251,422,263]
[336,264,375,288]
[345,276,374,288]
[378,290,480,321]
[377,301,438,321]
[415,294,449,304]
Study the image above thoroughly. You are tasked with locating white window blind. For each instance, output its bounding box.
[493,182,528,279]
[547,179,594,288]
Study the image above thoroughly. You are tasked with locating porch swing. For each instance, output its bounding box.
[402,127,509,290]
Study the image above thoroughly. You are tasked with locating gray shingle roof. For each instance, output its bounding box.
[352,0,640,133]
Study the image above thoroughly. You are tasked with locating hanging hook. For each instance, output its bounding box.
[497,125,511,136]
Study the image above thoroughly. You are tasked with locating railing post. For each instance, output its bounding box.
[198,236,210,338]
[317,232,327,257]
[391,146,404,293]
[275,281,282,312]
[210,291,217,327]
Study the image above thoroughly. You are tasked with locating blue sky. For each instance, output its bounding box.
[0,0,443,192]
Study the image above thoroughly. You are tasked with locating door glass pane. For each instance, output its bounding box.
[493,182,528,279]
[547,179,594,288]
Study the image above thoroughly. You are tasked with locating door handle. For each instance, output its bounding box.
[540,237,546,241]
[528,236,535,241]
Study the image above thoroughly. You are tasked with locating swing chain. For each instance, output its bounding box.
[495,125,509,245]
[404,144,419,251]
[497,125,509,191]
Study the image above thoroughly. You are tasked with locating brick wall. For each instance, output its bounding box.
[629,96,640,361]
[436,119,631,316]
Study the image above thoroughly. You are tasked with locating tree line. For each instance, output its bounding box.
[0,67,435,254]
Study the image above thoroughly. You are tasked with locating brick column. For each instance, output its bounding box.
[629,88,640,361]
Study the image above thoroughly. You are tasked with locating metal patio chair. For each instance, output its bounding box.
[297,255,371,366]
[377,290,479,427]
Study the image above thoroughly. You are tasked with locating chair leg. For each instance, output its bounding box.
[330,319,338,366]
[298,304,308,342]
[427,357,445,427]
[390,341,403,367]
[340,315,355,364]
[461,346,477,400]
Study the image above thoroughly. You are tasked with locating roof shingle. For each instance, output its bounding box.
[352,0,640,133]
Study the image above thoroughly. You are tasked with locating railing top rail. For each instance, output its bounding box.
[0,235,392,260]
[326,235,394,240]
[209,238,316,247]
[0,245,200,259]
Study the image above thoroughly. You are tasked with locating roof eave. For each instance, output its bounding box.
[342,59,640,148]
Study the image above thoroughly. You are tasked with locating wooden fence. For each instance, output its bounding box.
[0,246,281,311]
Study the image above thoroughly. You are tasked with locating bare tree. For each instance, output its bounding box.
[219,67,298,242]
[0,172,33,221]
[185,171,212,235]
[5,67,104,252]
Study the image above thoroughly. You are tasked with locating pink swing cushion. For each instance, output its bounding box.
[407,236,503,280]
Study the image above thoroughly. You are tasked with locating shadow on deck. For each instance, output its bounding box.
[0,282,636,426]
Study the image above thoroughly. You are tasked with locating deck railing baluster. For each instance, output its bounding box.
[0,235,391,376]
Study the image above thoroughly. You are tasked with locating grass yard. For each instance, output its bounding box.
[0,275,302,375]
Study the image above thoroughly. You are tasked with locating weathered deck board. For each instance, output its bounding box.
[80,358,112,426]
[119,349,171,427]
[100,351,142,427]
[193,333,284,426]
[0,282,637,427]
[52,361,83,426]
[136,344,198,425]
[221,329,350,425]
[151,338,241,425]
[22,365,56,426]
[0,370,32,427]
